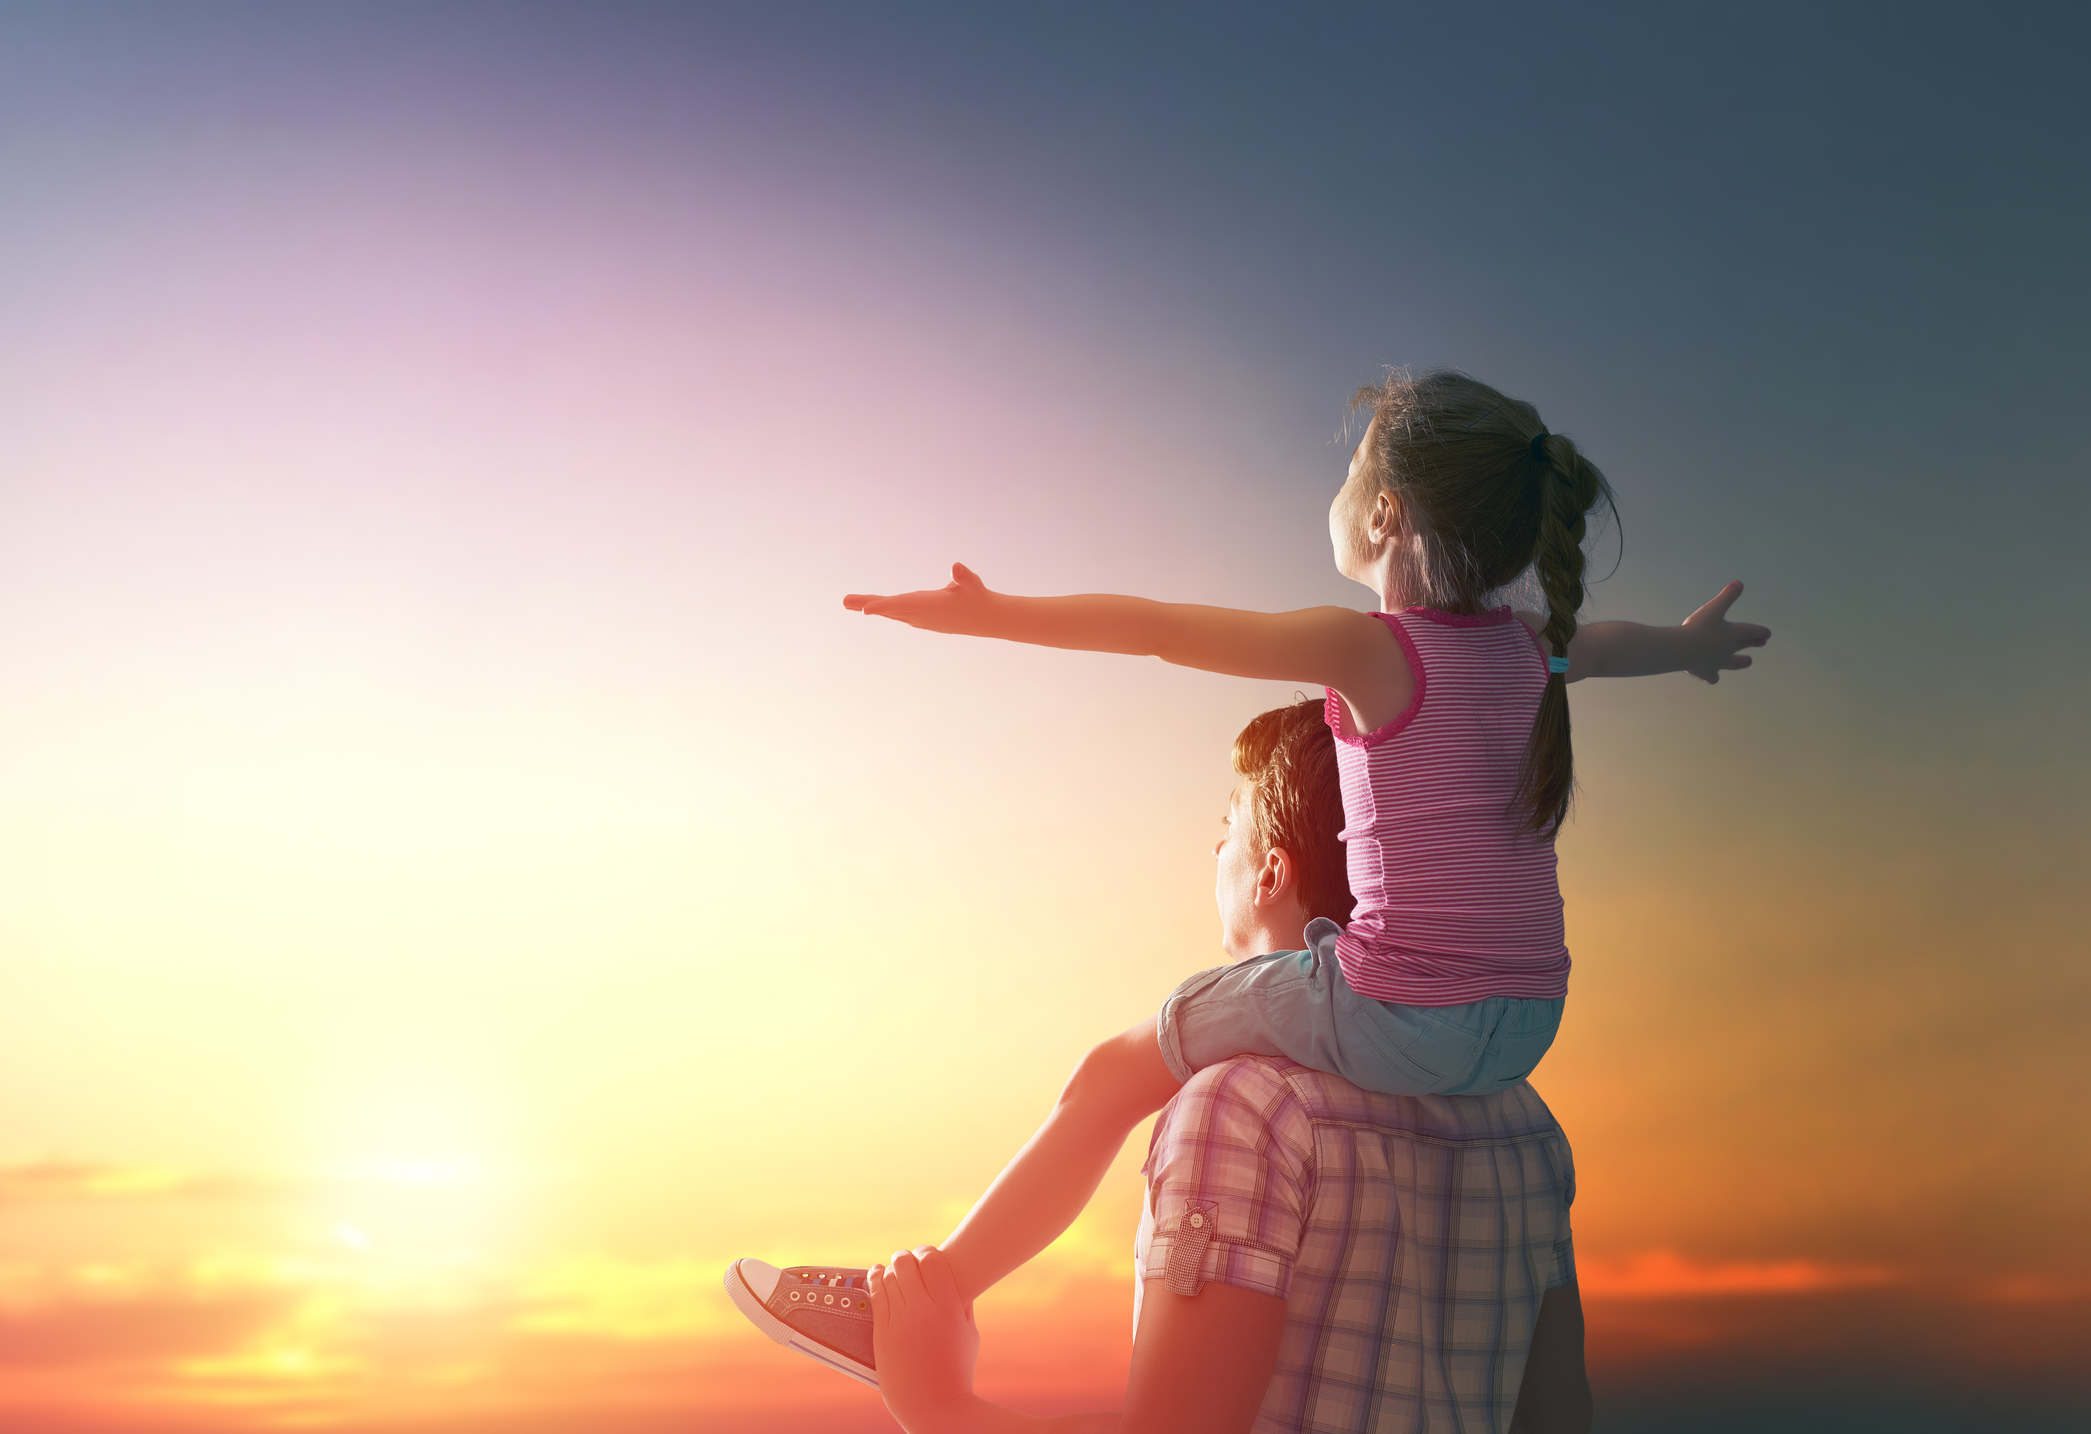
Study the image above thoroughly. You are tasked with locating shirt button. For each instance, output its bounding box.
[1189,1213,1205,1228]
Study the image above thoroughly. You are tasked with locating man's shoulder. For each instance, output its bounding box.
[1179,1057,1565,1145]
[1151,1057,1317,1170]
[1175,1053,1308,1110]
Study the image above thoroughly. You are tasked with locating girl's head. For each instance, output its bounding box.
[1335,369,1617,836]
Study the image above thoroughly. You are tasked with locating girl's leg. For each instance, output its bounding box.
[939,1016,1181,1304]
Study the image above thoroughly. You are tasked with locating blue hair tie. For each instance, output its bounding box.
[1548,656,1570,675]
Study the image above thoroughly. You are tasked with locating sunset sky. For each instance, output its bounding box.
[1,5,2086,1432]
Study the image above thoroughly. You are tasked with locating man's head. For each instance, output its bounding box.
[1215,699,1355,958]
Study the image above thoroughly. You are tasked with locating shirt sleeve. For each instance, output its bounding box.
[1137,1058,1314,1302]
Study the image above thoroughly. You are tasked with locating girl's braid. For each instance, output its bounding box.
[1518,430,1606,835]
[1532,433,1599,661]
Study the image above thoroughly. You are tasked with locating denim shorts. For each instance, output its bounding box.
[1155,918,1563,1097]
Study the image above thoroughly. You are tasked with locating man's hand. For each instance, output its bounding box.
[1679,580,1769,684]
[845,563,996,635]
[872,1246,984,1434]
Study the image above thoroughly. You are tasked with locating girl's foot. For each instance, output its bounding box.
[724,1259,877,1386]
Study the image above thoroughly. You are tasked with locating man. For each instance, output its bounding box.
[746,701,1592,1432]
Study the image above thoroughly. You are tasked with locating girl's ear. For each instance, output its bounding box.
[1366,490,1402,545]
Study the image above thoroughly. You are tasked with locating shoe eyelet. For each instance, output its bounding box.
[789,1291,800,1301]
[823,1293,834,1304]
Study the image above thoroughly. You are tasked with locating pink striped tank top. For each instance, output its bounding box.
[1323,607,1569,1006]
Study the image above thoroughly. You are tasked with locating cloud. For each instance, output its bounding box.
[0,1244,2077,1433]
[0,1161,289,1205]
[0,1266,296,1367]
[1576,1249,1899,1299]
[512,1256,736,1340]
[1972,1272,2091,1305]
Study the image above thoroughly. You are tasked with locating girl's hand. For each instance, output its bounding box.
[871,1246,983,1434]
[1681,581,1770,684]
[845,563,995,636]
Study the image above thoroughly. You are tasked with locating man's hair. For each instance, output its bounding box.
[1232,699,1355,925]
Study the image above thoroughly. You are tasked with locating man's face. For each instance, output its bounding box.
[1213,791,1265,961]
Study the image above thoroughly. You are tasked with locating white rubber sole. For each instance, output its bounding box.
[724,1259,879,1389]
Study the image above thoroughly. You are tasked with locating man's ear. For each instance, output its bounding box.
[1255,846,1296,908]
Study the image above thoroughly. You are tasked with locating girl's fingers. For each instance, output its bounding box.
[892,1249,934,1299]
[844,592,935,614]
[1689,581,1744,624]
[917,1246,962,1302]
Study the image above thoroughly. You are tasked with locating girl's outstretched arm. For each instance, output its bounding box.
[846,563,1411,728]
[1525,580,1770,684]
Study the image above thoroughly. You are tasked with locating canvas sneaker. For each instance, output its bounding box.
[725,1258,877,1387]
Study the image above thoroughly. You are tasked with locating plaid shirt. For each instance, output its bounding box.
[1136,1057,1575,1433]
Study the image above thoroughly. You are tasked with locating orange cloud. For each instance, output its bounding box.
[0,1245,2081,1432]
[1576,1249,1898,1299]
[1970,1272,2091,1305]
[0,1252,861,1430]
[0,1264,296,1369]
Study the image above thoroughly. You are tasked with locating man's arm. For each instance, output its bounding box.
[1508,1282,1593,1434]
[870,1248,1286,1434]
[1118,1279,1288,1433]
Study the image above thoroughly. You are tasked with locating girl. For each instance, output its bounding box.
[726,370,1768,1385]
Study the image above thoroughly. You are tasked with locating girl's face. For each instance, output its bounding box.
[1328,424,1378,584]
